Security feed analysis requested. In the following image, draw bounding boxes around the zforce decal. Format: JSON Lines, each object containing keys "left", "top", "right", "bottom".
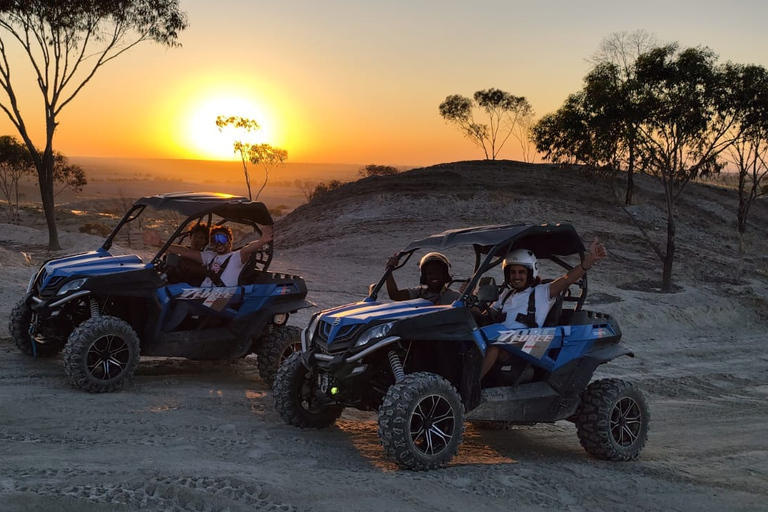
{"left": 179, "top": 287, "right": 238, "bottom": 311}
{"left": 494, "top": 327, "right": 556, "bottom": 359}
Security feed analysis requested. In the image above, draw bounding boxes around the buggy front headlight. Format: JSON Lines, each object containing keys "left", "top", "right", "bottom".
{"left": 305, "top": 314, "right": 320, "bottom": 346}
{"left": 56, "top": 278, "right": 88, "bottom": 295}
{"left": 26, "top": 273, "right": 36, "bottom": 293}
{"left": 354, "top": 321, "right": 395, "bottom": 348}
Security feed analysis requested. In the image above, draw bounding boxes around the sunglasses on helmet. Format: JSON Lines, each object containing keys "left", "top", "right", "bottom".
{"left": 212, "top": 233, "right": 230, "bottom": 245}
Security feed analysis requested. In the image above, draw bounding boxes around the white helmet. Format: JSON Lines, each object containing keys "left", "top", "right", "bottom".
{"left": 503, "top": 249, "right": 538, "bottom": 284}
{"left": 418, "top": 252, "right": 452, "bottom": 285}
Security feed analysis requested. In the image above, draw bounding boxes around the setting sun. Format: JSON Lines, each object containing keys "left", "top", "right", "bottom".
{"left": 171, "top": 83, "right": 282, "bottom": 161}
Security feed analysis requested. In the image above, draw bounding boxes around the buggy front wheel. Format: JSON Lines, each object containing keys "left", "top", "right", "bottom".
{"left": 9, "top": 298, "right": 65, "bottom": 358}
{"left": 256, "top": 324, "right": 302, "bottom": 387}
{"left": 378, "top": 372, "right": 465, "bottom": 471}
{"left": 273, "top": 352, "right": 343, "bottom": 428}
{"left": 575, "top": 378, "right": 650, "bottom": 461}
{"left": 63, "top": 316, "right": 140, "bottom": 393}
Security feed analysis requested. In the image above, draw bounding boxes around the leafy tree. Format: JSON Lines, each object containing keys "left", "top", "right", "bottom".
{"left": 439, "top": 88, "right": 533, "bottom": 160}
{"left": 533, "top": 65, "right": 626, "bottom": 177}
{"left": 51, "top": 152, "right": 87, "bottom": 197}
{"left": 0, "top": 0, "right": 187, "bottom": 249}
{"left": 632, "top": 45, "right": 742, "bottom": 291}
{"left": 0, "top": 134, "right": 33, "bottom": 223}
{"left": 722, "top": 63, "right": 768, "bottom": 281}
{"left": 587, "top": 30, "right": 660, "bottom": 204}
{"left": 535, "top": 44, "right": 745, "bottom": 292}
{"left": 358, "top": 164, "right": 399, "bottom": 178}
{"left": 216, "top": 116, "right": 288, "bottom": 201}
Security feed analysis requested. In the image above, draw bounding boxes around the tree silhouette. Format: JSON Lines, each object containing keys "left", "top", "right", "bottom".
{"left": 535, "top": 44, "right": 748, "bottom": 292}
{"left": 0, "top": 0, "right": 187, "bottom": 249}
{"left": 439, "top": 88, "right": 533, "bottom": 160}
{"left": 0, "top": 134, "right": 33, "bottom": 223}
{"left": 722, "top": 63, "right": 768, "bottom": 282}
{"left": 216, "top": 115, "right": 287, "bottom": 201}
{"left": 587, "top": 30, "right": 660, "bottom": 204}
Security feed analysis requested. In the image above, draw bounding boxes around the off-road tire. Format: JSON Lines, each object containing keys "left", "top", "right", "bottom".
{"left": 256, "top": 325, "right": 302, "bottom": 387}
{"left": 9, "top": 298, "right": 65, "bottom": 358}
{"left": 378, "top": 372, "right": 465, "bottom": 471}
{"left": 63, "top": 316, "right": 141, "bottom": 393}
{"left": 273, "top": 352, "right": 343, "bottom": 428}
{"left": 575, "top": 378, "right": 650, "bottom": 461}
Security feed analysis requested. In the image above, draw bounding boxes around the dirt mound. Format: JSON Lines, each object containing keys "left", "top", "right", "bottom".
{"left": 276, "top": 160, "right": 768, "bottom": 289}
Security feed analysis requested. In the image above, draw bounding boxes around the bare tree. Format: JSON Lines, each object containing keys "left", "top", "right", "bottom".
{"left": 0, "top": 0, "right": 187, "bottom": 249}
{"left": 588, "top": 30, "right": 659, "bottom": 73}
{"left": 439, "top": 88, "right": 533, "bottom": 160}
{"left": 512, "top": 113, "right": 536, "bottom": 163}
{"left": 249, "top": 144, "right": 287, "bottom": 201}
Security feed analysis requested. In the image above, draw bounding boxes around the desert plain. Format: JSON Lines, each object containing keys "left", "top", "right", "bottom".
{"left": 0, "top": 160, "right": 766, "bottom": 511}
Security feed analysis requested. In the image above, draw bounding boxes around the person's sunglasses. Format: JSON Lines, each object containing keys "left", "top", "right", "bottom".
{"left": 212, "top": 233, "right": 230, "bottom": 245}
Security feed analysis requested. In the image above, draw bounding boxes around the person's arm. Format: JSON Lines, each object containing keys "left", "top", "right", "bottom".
{"left": 385, "top": 254, "right": 411, "bottom": 301}
{"left": 143, "top": 230, "right": 203, "bottom": 264}
{"left": 239, "top": 224, "right": 274, "bottom": 263}
{"left": 548, "top": 237, "right": 607, "bottom": 298}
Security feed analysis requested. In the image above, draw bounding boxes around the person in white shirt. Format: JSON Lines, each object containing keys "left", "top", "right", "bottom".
{"left": 144, "top": 224, "right": 273, "bottom": 287}
{"left": 480, "top": 238, "right": 607, "bottom": 379}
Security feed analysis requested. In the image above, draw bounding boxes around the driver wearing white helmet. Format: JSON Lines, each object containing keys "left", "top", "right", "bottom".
{"left": 480, "top": 237, "right": 607, "bottom": 379}
{"left": 386, "top": 252, "right": 460, "bottom": 306}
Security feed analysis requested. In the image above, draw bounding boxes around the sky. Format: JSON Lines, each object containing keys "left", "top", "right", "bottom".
{"left": 1, "top": 0, "right": 768, "bottom": 167}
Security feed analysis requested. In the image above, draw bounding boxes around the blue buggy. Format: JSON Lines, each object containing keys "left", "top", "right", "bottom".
{"left": 9, "top": 193, "right": 311, "bottom": 392}
{"left": 274, "top": 223, "right": 649, "bottom": 470}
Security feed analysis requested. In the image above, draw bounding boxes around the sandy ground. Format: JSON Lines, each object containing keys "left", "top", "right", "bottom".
{"left": 1, "top": 164, "right": 767, "bottom": 511}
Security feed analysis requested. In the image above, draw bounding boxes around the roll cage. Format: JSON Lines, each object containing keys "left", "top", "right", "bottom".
{"left": 368, "top": 223, "right": 589, "bottom": 310}
{"left": 100, "top": 192, "right": 275, "bottom": 272}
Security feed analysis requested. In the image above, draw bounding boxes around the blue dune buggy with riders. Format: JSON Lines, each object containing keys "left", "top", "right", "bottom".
{"left": 274, "top": 223, "right": 649, "bottom": 470}
{"left": 9, "top": 192, "right": 311, "bottom": 392}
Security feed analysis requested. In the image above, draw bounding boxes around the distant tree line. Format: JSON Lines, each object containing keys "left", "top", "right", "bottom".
{"left": 531, "top": 31, "right": 768, "bottom": 290}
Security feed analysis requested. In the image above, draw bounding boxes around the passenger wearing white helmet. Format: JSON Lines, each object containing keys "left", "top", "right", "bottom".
{"left": 480, "top": 237, "right": 607, "bottom": 378}
{"left": 386, "top": 252, "right": 461, "bottom": 306}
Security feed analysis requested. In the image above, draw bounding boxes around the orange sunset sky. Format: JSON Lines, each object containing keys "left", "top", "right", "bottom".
{"left": 2, "top": 0, "right": 768, "bottom": 167}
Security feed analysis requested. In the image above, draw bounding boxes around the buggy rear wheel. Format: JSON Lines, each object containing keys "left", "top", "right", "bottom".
{"left": 575, "top": 378, "right": 650, "bottom": 461}
{"left": 378, "top": 372, "right": 465, "bottom": 471}
{"left": 9, "top": 298, "right": 65, "bottom": 358}
{"left": 273, "top": 352, "right": 343, "bottom": 428}
{"left": 256, "top": 324, "right": 302, "bottom": 387}
{"left": 63, "top": 316, "right": 140, "bottom": 393}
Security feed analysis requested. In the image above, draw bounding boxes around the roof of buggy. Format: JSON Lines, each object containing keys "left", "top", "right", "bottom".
{"left": 134, "top": 192, "right": 273, "bottom": 225}
{"left": 402, "top": 223, "right": 585, "bottom": 258}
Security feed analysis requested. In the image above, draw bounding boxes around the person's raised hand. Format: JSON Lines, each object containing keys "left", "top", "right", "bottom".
{"left": 584, "top": 237, "right": 607, "bottom": 269}
{"left": 259, "top": 224, "right": 274, "bottom": 244}
{"left": 386, "top": 253, "right": 399, "bottom": 269}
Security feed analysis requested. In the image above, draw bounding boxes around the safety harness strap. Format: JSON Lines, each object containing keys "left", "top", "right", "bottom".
{"left": 206, "top": 254, "right": 232, "bottom": 287}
